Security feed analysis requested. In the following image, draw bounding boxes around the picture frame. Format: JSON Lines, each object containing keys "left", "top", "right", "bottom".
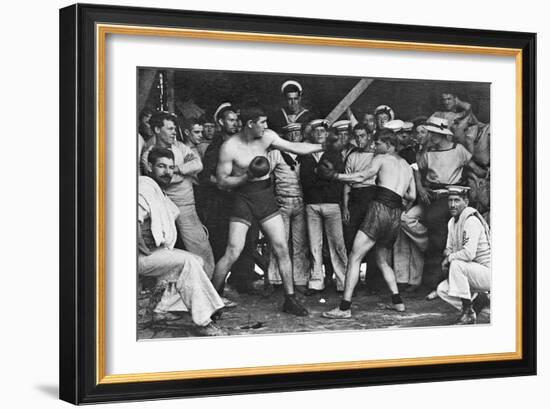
{"left": 59, "top": 3, "right": 536, "bottom": 404}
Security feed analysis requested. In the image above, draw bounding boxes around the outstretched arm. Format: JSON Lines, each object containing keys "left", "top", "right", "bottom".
{"left": 271, "top": 132, "right": 324, "bottom": 155}
{"left": 336, "top": 155, "right": 382, "bottom": 184}
{"left": 216, "top": 143, "right": 248, "bottom": 189}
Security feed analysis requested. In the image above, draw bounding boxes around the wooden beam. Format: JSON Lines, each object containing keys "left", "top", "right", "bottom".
{"left": 325, "top": 78, "right": 374, "bottom": 125}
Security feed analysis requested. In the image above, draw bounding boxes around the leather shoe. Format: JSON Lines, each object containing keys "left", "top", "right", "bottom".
{"left": 197, "top": 322, "right": 229, "bottom": 336}
{"left": 322, "top": 307, "right": 352, "bottom": 319}
{"left": 282, "top": 296, "right": 309, "bottom": 316}
{"left": 455, "top": 309, "right": 477, "bottom": 325}
{"left": 304, "top": 288, "right": 324, "bottom": 296}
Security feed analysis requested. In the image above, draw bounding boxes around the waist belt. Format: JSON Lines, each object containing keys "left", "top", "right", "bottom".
{"left": 374, "top": 186, "right": 403, "bottom": 209}
{"left": 426, "top": 181, "right": 463, "bottom": 190}
{"left": 235, "top": 178, "right": 272, "bottom": 194}
{"left": 350, "top": 185, "right": 377, "bottom": 201}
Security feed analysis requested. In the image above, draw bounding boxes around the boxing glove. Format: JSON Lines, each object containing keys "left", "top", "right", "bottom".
{"left": 317, "top": 158, "right": 338, "bottom": 181}
{"left": 248, "top": 156, "right": 270, "bottom": 178}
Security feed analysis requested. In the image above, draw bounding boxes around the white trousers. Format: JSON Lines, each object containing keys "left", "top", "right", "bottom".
{"left": 138, "top": 248, "right": 224, "bottom": 326}
{"left": 394, "top": 205, "right": 428, "bottom": 286}
{"left": 437, "top": 259, "right": 491, "bottom": 310}
{"left": 306, "top": 203, "right": 348, "bottom": 291}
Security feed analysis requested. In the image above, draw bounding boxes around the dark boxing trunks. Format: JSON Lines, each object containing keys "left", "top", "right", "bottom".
{"left": 230, "top": 179, "right": 280, "bottom": 226}
{"left": 359, "top": 186, "right": 403, "bottom": 248}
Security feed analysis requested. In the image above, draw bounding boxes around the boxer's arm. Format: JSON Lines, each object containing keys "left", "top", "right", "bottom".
{"left": 216, "top": 143, "right": 248, "bottom": 189}
{"left": 271, "top": 132, "right": 323, "bottom": 155}
{"left": 336, "top": 156, "right": 382, "bottom": 183}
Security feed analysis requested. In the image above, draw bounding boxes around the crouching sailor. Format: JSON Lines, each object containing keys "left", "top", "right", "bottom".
{"left": 437, "top": 186, "right": 491, "bottom": 325}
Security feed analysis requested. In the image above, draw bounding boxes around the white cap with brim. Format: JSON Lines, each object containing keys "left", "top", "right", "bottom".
{"left": 281, "top": 80, "right": 303, "bottom": 95}
{"left": 308, "top": 119, "right": 329, "bottom": 129}
{"left": 282, "top": 122, "right": 302, "bottom": 132}
{"left": 214, "top": 102, "right": 233, "bottom": 124}
{"left": 331, "top": 119, "right": 351, "bottom": 131}
{"left": 374, "top": 105, "right": 395, "bottom": 120}
{"left": 446, "top": 185, "right": 471, "bottom": 196}
{"left": 423, "top": 116, "right": 454, "bottom": 136}
{"left": 383, "top": 119, "right": 404, "bottom": 132}
{"left": 402, "top": 121, "right": 414, "bottom": 131}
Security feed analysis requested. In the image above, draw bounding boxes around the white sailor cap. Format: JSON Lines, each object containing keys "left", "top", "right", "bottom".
{"left": 308, "top": 119, "right": 329, "bottom": 129}
{"left": 402, "top": 121, "right": 414, "bottom": 132}
{"left": 383, "top": 119, "right": 404, "bottom": 132}
{"left": 331, "top": 119, "right": 352, "bottom": 131}
{"left": 213, "top": 102, "right": 234, "bottom": 124}
{"left": 282, "top": 122, "right": 302, "bottom": 132}
{"left": 281, "top": 80, "right": 303, "bottom": 95}
{"left": 374, "top": 105, "right": 395, "bottom": 120}
{"left": 446, "top": 185, "right": 471, "bottom": 197}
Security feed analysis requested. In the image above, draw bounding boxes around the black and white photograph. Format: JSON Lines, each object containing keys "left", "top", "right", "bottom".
{"left": 136, "top": 67, "right": 491, "bottom": 339}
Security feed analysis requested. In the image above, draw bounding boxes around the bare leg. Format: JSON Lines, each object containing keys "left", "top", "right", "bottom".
{"left": 342, "top": 231, "right": 376, "bottom": 301}
{"left": 375, "top": 245, "right": 399, "bottom": 295}
{"left": 211, "top": 221, "right": 249, "bottom": 292}
{"left": 261, "top": 214, "right": 294, "bottom": 295}
{"left": 376, "top": 244, "right": 405, "bottom": 311}
{"left": 323, "top": 231, "right": 376, "bottom": 319}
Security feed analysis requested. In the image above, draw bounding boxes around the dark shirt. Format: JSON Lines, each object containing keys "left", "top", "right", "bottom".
{"left": 197, "top": 133, "right": 231, "bottom": 199}
{"left": 398, "top": 147, "right": 417, "bottom": 165}
{"left": 270, "top": 107, "right": 317, "bottom": 135}
{"left": 299, "top": 151, "right": 343, "bottom": 205}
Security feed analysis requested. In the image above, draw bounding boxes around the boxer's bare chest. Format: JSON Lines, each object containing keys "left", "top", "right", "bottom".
{"left": 230, "top": 138, "right": 270, "bottom": 172}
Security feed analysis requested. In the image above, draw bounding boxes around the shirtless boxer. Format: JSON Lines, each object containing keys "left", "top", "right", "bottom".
{"left": 321, "top": 129, "right": 417, "bottom": 318}
{"left": 211, "top": 105, "right": 324, "bottom": 316}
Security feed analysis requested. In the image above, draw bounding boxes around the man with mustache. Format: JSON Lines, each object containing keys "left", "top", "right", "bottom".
{"left": 436, "top": 186, "right": 491, "bottom": 325}
{"left": 138, "top": 147, "right": 227, "bottom": 336}
{"left": 141, "top": 111, "right": 215, "bottom": 278}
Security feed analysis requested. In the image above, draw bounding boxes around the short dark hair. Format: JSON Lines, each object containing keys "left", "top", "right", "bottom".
{"left": 149, "top": 111, "right": 177, "bottom": 132}
{"left": 353, "top": 124, "right": 368, "bottom": 133}
{"left": 182, "top": 117, "right": 201, "bottom": 131}
{"left": 221, "top": 107, "right": 236, "bottom": 121}
{"left": 148, "top": 147, "right": 174, "bottom": 166}
{"left": 239, "top": 105, "right": 266, "bottom": 125}
{"left": 198, "top": 114, "right": 215, "bottom": 125}
{"left": 375, "top": 107, "right": 393, "bottom": 118}
{"left": 376, "top": 129, "right": 397, "bottom": 147}
{"left": 283, "top": 84, "right": 301, "bottom": 95}
{"left": 441, "top": 87, "right": 459, "bottom": 98}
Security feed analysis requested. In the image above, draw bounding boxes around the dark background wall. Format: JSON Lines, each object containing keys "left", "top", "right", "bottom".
{"left": 138, "top": 67, "right": 490, "bottom": 123}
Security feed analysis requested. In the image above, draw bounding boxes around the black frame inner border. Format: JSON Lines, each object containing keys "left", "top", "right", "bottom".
{"left": 59, "top": 3, "right": 536, "bottom": 404}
